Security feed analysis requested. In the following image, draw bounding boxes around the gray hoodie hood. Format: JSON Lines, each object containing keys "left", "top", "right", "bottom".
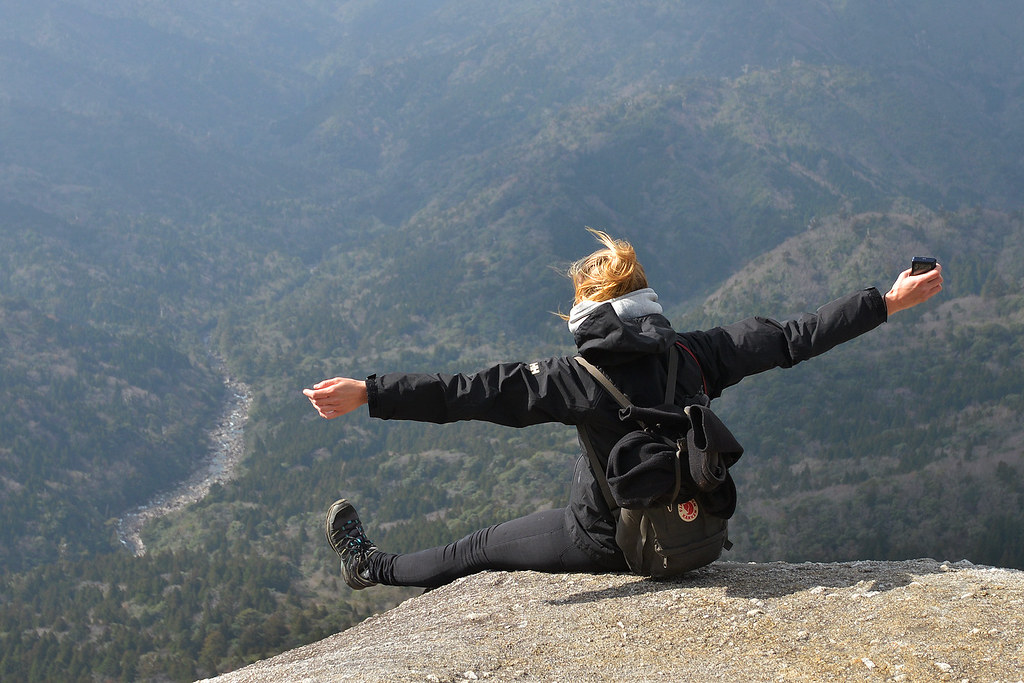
{"left": 569, "top": 288, "right": 677, "bottom": 367}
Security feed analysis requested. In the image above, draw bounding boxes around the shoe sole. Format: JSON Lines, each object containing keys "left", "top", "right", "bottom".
{"left": 325, "top": 498, "right": 356, "bottom": 557}
{"left": 324, "top": 498, "right": 378, "bottom": 590}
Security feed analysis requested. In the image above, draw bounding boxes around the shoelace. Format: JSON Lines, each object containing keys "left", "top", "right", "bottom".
{"left": 336, "top": 518, "right": 371, "bottom": 553}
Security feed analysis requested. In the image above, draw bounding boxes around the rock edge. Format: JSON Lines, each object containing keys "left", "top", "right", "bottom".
{"left": 205, "top": 559, "right": 1024, "bottom": 682}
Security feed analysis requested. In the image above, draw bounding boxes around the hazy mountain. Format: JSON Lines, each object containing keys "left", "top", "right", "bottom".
{"left": 1, "top": 1, "right": 1023, "bottom": 679}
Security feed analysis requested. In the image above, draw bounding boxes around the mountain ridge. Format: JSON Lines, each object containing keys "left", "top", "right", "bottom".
{"left": 3, "top": 1, "right": 1024, "bottom": 678}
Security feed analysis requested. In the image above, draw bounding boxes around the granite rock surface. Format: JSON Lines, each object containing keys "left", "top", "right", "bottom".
{"left": 204, "top": 559, "right": 1024, "bottom": 682}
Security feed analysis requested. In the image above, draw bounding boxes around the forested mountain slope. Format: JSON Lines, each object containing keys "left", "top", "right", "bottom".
{"left": 686, "top": 208, "right": 1024, "bottom": 568}
{"left": 1, "top": 1, "right": 1023, "bottom": 680}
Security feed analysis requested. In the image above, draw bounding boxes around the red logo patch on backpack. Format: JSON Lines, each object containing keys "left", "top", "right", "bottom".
{"left": 677, "top": 499, "right": 699, "bottom": 522}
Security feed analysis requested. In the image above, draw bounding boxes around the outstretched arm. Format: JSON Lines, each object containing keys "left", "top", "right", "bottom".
{"left": 681, "top": 262, "right": 945, "bottom": 397}
{"left": 884, "top": 263, "right": 943, "bottom": 316}
{"left": 303, "top": 377, "right": 368, "bottom": 419}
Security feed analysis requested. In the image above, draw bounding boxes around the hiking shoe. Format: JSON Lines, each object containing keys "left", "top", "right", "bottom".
{"left": 325, "top": 499, "right": 378, "bottom": 590}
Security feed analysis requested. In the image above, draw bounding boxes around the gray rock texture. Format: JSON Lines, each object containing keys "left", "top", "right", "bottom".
{"left": 204, "top": 559, "right": 1024, "bottom": 682}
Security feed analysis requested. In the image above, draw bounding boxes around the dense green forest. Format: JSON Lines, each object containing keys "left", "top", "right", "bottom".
{"left": 1, "top": 1, "right": 1023, "bottom": 679}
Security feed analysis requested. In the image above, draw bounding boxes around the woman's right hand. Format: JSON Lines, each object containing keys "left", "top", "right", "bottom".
{"left": 884, "top": 263, "right": 943, "bottom": 316}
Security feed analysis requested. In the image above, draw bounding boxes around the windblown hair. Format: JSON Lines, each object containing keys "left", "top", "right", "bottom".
{"left": 567, "top": 228, "right": 648, "bottom": 307}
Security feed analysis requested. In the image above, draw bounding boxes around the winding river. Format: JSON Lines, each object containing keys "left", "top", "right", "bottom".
{"left": 116, "top": 367, "right": 252, "bottom": 557}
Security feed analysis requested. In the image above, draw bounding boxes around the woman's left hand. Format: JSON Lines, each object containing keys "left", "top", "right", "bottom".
{"left": 303, "top": 377, "right": 368, "bottom": 419}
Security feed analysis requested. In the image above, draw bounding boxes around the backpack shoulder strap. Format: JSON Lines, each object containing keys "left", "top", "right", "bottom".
{"left": 577, "top": 422, "right": 618, "bottom": 513}
{"left": 573, "top": 355, "right": 630, "bottom": 513}
{"left": 663, "top": 344, "right": 680, "bottom": 405}
{"left": 675, "top": 341, "right": 708, "bottom": 398}
{"left": 575, "top": 345, "right": 681, "bottom": 411}
{"left": 573, "top": 347, "right": 683, "bottom": 513}
{"left": 574, "top": 355, "right": 634, "bottom": 410}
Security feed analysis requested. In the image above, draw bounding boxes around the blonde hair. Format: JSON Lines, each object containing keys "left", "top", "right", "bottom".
{"left": 566, "top": 228, "right": 648, "bottom": 308}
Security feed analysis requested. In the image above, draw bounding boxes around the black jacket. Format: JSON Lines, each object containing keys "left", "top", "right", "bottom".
{"left": 367, "top": 287, "right": 888, "bottom": 564}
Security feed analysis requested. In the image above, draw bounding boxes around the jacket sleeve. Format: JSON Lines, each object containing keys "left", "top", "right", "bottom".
{"left": 366, "top": 356, "right": 600, "bottom": 427}
{"left": 680, "top": 287, "right": 888, "bottom": 398}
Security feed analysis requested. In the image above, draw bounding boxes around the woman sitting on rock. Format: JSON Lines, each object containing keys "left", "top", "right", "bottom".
{"left": 303, "top": 229, "right": 943, "bottom": 589}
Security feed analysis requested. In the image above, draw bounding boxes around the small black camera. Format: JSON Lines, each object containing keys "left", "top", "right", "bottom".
{"left": 910, "top": 256, "right": 937, "bottom": 276}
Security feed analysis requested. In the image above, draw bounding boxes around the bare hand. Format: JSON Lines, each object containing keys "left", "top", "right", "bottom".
{"left": 303, "top": 377, "right": 368, "bottom": 419}
{"left": 884, "top": 264, "right": 943, "bottom": 316}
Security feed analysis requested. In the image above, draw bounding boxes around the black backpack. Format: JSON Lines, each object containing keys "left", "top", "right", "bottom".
{"left": 575, "top": 344, "right": 744, "bottom": 577}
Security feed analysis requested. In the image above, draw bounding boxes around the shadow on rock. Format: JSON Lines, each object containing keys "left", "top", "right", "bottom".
{"left": 546, "top": 558, "right": 952, "bottom": 605}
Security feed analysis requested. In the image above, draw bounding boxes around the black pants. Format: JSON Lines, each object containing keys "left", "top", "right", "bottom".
{"left": 364, "top": 508, "right": 626, "bottom": 588}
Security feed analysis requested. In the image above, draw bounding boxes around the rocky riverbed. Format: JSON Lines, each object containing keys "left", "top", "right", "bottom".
{"left": 116, "top": 370, "right": 251, "bottom": 556}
